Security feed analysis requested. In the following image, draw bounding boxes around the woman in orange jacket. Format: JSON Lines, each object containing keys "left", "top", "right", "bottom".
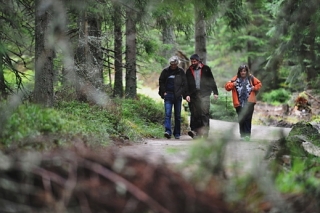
{"left": 225, "top": 65, "right": 262, "bottom": 141}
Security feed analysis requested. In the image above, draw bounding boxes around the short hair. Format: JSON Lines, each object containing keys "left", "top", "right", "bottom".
{"left": 169, "top": 56, "right": 180, "bottom": 65}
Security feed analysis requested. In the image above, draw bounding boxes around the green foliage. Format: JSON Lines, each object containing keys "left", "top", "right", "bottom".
{"left": 310, "top": 115, "right": 320, "bottom": 123}
{"left": 0, "top": 94, "right": 170, "bottom": 148}
{"left": 266, "top": 0, "right": 320, "bottom": 91}
{"left": 151, "top": 1, "right": 193, "bottom": 38}
{"left": 4, "top": 69, "right": 34, "bottom": 89}
{"left": 57, "top": 95, "right": 167, "bottom": 140}
{"left": 223, "top": 0, "right": 250, "bottom": 30}
{"left": 1, "top": 0, "right": 34, "bottom": 92}
{"left": 276, "top": 158, "right": 320, "bottom": 194}
{"left": 119, "top": 95, "right": 165, "bottom": 139}
{"left": 138, "top": 30, "right": 161, "bottom": 57}
{"left": 55, "top": 101, "right": 116, "bottom": 138}
{"left": 307, "top": 73, "right": 320, "bottom": 93}
{"left": 210, "top": 90, "right": 237, "bottom": 121}
{"left": 261, "top": 88, "right": 291, "bottom": 105}
{"left": 1, "top": 104, "right": 67, "bottom": 145}
{"left": 143, "top": 39, "right": 159, "bottom": 55}
{"left": 274, "top": 122, "right": 320, "bottom": 195}
{"left": 122, "top": 94, "right": 164, "bottom": 123}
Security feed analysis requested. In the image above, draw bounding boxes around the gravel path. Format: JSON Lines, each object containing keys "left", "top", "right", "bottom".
{"left": 116, "top": 119, "right": 291, "bottom": 176}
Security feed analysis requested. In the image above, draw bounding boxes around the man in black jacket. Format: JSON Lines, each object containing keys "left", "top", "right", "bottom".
{"left": 185, "top": 54, "right": 219, "bottom": 139}
{"left": 158, "top": 56, "right": 188, "bottom": 139}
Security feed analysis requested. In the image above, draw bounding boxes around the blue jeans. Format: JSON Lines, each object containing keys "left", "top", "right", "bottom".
{"left": 164, "top": 93, "right": 182, "bottom": 137}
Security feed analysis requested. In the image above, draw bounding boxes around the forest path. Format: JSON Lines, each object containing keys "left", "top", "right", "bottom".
{"left": 115, "top": 119, "right": 291, "bottom": 176}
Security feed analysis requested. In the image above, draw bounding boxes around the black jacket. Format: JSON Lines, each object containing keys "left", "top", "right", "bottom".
{"left": 186, "top": 63, "right": 218, "bottom": 97}
{"left": 158, "top": 67, "right": 188, "bottom": 99}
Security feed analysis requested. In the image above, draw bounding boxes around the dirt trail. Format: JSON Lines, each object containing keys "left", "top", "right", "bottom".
{"left": 116, "top": 119, "right": 291, "bottom": 176}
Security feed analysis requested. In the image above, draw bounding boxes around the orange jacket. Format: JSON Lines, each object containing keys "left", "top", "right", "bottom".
{"left": 225, "top": 75, "right": 262, "bottom": 108}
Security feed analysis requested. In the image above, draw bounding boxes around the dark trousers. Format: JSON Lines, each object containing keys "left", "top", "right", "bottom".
{"left": 188, "top": 94, "right": 210, "bottom": 137}
{"left": 235, "top": 103, "right": 255, "bottom": 138}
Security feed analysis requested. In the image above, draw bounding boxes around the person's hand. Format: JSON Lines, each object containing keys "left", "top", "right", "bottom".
{"left": 186, "top": 96, "right": 190, "bottom": 102}
{"left": 233, "top": 82, "right": 237, "bottom": 86}
{"left": 211, "top": 94, "right": 218, "bottom": 104}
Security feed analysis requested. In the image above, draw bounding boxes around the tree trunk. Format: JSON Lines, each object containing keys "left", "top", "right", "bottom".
{"left": 0, "top": 43, "right": 8, "bottom": 100}
{"left": 194, "top": 8, "right": 207, "bottom": 64}
{"left": 113, "top": 3, "right": 123, "bottom": 98}
{"left": 34, "top": 0, "right": 54, "bottom": 107}
{"left": 0, "top": 58, "right": 7, "bottom": 100}
{"left": 125, "top": 6, "right": 137, "bottom": 99}
{"left": 74, "top": 8, "right": 104, "bottom": 102}
{"left": 74, "top": 9, "right": 88, "bottom": 101}
{"left": 162, "top": 24, "right": 176, "bottom": 62}
{"left": 88, "top": 16, "right": 103, "bottom": 89}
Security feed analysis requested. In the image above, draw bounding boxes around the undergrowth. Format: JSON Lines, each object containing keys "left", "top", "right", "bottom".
{"left": 0, "top": 94, "right": 182, "bottom": 149}
{"left": 210, "top": 90, "right": 237, "bottom": 121}
{"left": 261, "top": 88, "right": 291, "bottom": 105}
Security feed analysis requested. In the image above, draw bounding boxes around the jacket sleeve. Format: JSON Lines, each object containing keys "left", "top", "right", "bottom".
{"left": 252, "top": 76, "right": 262, "bottom": 92}
{"left": 225, "top": 76, "right": 237, "bottom": 91}
{"left": 185, "top": 68, "right": 195, "bottom": 97}
{"left": 206, "top": 66, "right": 219, "bottom": 95}
{"left": 180, "top": 69, "right": 188, "bottom": 99}
{"left": 158, "top": 69, "right": 166, "bottom": 98}
{"left": 211, "top": 76, "right": 219, "bottom": 95}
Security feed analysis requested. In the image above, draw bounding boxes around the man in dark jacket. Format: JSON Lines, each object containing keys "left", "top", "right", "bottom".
{"left": 185, "top": 54, "right": 219, "bottom": 139}
{"left": 158, "top": 56, "right": 188, "bottom": 139}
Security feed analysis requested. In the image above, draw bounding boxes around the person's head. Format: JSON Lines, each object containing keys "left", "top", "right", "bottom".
{"left": 190, "top": 54, "right": 200, "bottom": 69}
{"left": 237, "top": 64, "right": 250, "bottom": 78}
{"left": 169, "top": 56, "right": 179, "bottom": 69}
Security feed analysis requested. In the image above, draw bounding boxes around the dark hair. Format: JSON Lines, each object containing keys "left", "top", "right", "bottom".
{"left": 190, "top": 54, "right": 200, "bottom": 61}
{"left": 237, "top": 64, "right": 250, "bottom": 77}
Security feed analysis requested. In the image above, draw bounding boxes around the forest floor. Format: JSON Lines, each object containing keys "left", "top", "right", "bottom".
{"left": 2, "top": 93, "right": 319, "bottom": 212}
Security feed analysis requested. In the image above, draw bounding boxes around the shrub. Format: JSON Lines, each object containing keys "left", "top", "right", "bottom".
{"left": 1, "top": 104, "right": 67, "bottom": 145}
{"left": 276, "top": 158, "right": 320, "bottom": 194}
{"left": 122, "top": 94, "right": 164, "bottom": 124}
{"left": 261, "top": 88, "right": 291, "bottom": 105}
{"left": 210, "top": 91, "right": 237, "bottom": 121}
{"left": 56, "top": 101, "right": 115, "bottom": 137}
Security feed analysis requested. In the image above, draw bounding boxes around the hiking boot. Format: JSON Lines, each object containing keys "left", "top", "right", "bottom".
{"left": 188, "top": 131, "right": 197, "bottom": 139}
{"left": 164, "top": 132, "right": 171, "bottom": 139}
{"left": 174, "top": 135, "right": 180, "bottom": 139}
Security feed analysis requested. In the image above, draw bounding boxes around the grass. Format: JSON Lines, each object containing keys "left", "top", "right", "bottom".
{"left": 0, "top": 94, "right": 186, "bottom": 150}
